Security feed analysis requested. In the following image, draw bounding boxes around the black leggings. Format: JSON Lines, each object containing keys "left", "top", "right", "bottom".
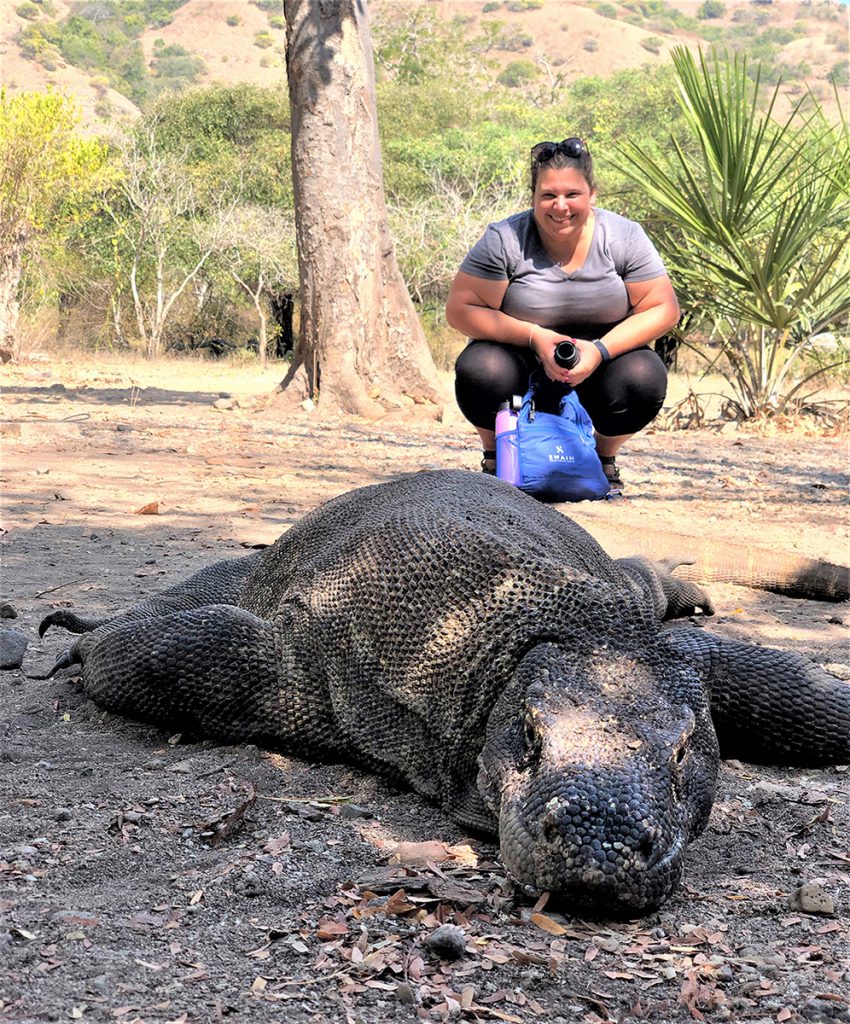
{"left": 454, "top": 340, "right": 668, "bottom": 437}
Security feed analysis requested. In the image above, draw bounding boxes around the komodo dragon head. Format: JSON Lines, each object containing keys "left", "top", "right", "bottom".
{"left": 476, "top": 642, "right": 719, "bottom": 914}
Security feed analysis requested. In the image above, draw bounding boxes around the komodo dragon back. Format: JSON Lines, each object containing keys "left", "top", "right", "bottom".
{"left": 37, "top": 470, "right": 850, "bottom": 915}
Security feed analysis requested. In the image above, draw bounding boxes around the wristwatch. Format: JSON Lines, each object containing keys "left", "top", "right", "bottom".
{"left": 592, "top": 339, "right": 611, "bottom": 363}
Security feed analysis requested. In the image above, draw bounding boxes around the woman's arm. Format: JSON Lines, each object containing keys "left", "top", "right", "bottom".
{"left": 445, "top": 272, "right": 536, "bottom": 348}
{"left": 600, "top": 276, "right": 680, "bottom": 357}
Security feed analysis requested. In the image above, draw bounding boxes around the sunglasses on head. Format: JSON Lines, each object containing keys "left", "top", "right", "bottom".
{"left": 531, "top": 137, "right": 589, "bottom": 162}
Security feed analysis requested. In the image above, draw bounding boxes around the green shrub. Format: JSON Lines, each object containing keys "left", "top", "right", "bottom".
{"left": 254, "top": 32, "right": 273, "bottom": 49}
{"left": 153, "top": 52, "right": 204, "bottom": 81}
{"left": 583, "top": 37, "right": 599, "bottom": 52}
{"left": 497, "top": 59, "right": 538, "bottom": 87}
{"left": 697, "top": 0, "right": 725, "bottom": 18}
{"left": 226, "top": 14, "right": 240, "bottom": 26}
{"left": 596, "top": 2, "right": 618, "bottom": 18}
{"left": 268, "top": 15, "right": 285, "bottom": 29}
{"left": 831, "top": 58, "right": 849, "bottom": 85}
{"left": 16, "top": 2, "right": 41, "bottom": 19}
{"left": 482, "top": 1, "right": 501, "bottom": 10}
{"left": 641, "top": 35, "right": 664, "bottom": 54}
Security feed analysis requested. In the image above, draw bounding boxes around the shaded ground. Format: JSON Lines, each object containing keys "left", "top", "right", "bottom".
{"left": 1, "top": 354, "right": 849, "bottom": 1024}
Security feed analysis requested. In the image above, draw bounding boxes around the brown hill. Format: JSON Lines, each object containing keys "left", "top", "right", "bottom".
{"left": 0, "top": 0, "right": 847, "bottom": 129}
{"left": 0, "top": 0, "right": 138, "bottom": 129}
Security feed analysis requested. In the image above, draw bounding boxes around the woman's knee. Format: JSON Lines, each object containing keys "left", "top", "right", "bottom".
{"left": 454, "top": 341, "right": 532, "bottom": 429}
{"left": 579, "top": 347, "right": 667, "bottom": 435}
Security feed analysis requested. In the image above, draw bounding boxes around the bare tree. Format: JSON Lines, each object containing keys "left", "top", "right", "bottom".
{"left": 219, "top": 205, "right": 298, "bottom": 365}
{"left": 282, "top": 0, "right": 443, "bottom": 419}
{"left": 106, "top": 118, "right": 240, "bottom": 358}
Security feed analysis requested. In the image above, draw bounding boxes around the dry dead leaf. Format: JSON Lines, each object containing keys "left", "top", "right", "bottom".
{"left": 530, "top": 913, "right": 568, "bottom": 936}
{"left": 384, "top": 889, "right": 418, "bottom": 915}
{"left": 134, "top": 501, "right": 160, "bottom": 515}
{"left": 316, "top": 918, "right": 348, "bottom": 941}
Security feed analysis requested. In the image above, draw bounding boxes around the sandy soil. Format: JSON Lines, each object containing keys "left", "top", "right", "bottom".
{"left": 1, "top": 353, "right": 848, "bottom": 1024}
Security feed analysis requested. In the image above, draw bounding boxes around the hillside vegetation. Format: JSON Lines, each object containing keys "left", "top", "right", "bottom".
{"left": 1, "top": 0, "right": 848, "bottom": 126}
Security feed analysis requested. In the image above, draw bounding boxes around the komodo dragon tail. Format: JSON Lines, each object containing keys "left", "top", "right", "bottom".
{"left": 584, "top": 527, "right": 849, "bottom": 603}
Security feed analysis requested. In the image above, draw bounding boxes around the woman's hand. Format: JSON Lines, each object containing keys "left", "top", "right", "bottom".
{"left": 532, "top": 330, "right": 603, "bottom": 386}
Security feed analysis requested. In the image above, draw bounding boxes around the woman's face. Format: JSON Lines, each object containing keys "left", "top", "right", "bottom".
{"left": 533, "top": 167, "right": 596, "bottom": 250}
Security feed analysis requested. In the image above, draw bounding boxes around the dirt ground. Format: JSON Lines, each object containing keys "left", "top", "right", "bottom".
{"left": 1, "top": 353, "right": 848, "bottom": 1024}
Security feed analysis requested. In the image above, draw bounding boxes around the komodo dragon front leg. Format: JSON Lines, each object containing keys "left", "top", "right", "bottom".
{"left": 44, "top": 601, "right": 340, "bottom": 756}
{"left": 663, "top": 630, "right": 850, "bottom": 765}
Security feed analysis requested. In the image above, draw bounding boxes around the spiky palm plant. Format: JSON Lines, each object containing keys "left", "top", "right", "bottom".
{"left": 614, "top": 48, "right": 850, "bottom": 419}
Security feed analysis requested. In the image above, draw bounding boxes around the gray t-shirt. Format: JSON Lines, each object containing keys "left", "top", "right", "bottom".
{"left": 459, "top": 207, "right": 667, "bottom": 340}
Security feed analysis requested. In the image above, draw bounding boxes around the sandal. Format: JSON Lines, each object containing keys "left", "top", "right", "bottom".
{"left": 481, "top": 449, "right": 497, "bottom": 475}
{"left": 599, "top": 455, "right": 623, "bottom": 490}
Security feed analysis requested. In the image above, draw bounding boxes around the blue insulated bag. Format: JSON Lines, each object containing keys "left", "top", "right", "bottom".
{"left": 496, "top": 374, "right": 610, "bottom": 502}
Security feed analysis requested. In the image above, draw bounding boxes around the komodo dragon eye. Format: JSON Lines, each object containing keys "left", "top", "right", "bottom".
{"left": 671, "top": 722, "right": 695, "bottom": 767}
{"left": 523, "top": 713, "right": 542, "bottom": 761}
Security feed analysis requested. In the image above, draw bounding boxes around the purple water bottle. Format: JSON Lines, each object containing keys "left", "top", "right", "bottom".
{"left": 495, "top": 395, "right": 523, "bottom": 485}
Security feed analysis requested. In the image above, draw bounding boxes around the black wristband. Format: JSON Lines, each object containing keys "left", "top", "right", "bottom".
{"left": 592, "top": 339, "right": 611, "bottom": 362}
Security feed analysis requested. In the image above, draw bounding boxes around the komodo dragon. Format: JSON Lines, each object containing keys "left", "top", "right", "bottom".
{"left": 39, "top": 470, "right": 850, "bottom": 914}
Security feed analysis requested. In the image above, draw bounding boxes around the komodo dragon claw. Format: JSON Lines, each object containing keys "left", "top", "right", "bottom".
{"left": 28, "top": 647, "right": 81, "bottom": 680}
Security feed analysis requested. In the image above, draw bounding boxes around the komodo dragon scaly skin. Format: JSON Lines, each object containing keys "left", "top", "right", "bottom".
{"left": 39, "top": 471, "right": 850, "bottom": 914}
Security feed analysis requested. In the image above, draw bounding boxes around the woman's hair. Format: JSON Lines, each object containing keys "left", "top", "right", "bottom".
{"left": 530, "top": 137, "right": 595, "bottom": 194}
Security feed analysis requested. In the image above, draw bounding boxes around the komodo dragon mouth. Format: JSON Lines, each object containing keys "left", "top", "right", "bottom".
{"left": 34, "top": 470, "right": 850, "bottom": 914}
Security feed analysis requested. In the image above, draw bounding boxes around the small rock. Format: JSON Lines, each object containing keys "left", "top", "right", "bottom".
{"left": 750, "top": 781, "right": 804, "bottom": 805}
{"left": 788, "top": 883, "right": 835, "bottom": 916}
{"left": 395, "top": 982, "right": 418, "bottom": 1005}
{"left": 339, "top": 803, "right": 373, "bottom": 819}
{"left": 213, "top": 398, "right": 235, "bottom": 410}
{"left": 596, "top": 935, "right": 621, "bottom": 953}
{"left": 425, "top": 924, "right": 466, "bottom": 961}
{"left": 0, "top": 628, "right": 29, "bottom": 669}
{"left": 824, "top": 663, "right": 850, "bottom": 681}
{"left": 801, "top": 997, "right": 846, "bottom": 1022}
{"left": 0, "top": 603, "right": 17, "bottom": 619}
{"left": 169, "top": 760, "right": 193, "bottom": 774}
{"left": 85, "top": 975, "right": 112, "bottom": 996}
{"left": 55, "top": 809, "right": 72, "bottom": 822}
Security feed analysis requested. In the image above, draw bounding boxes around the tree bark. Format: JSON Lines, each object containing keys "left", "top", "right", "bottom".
{"left": 283, "top": 0, "right": 443, "bottom": 419}
{"left": 0, "top": 229, "right": 27, "bottom": 355}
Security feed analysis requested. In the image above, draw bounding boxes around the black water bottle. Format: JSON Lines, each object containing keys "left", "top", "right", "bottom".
{"left": 534, "top": 339, "right": 579, "bottom": 416}
{"left": 554, "top": 339, "right": 580, "bottom": 369}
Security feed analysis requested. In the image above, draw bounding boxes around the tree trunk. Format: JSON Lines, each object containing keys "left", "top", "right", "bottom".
{"left": 282, "top": 0, "right": 443, "bottom": 420}
{"left": 0, "top": 230, "right": 27, "bottom": 355}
